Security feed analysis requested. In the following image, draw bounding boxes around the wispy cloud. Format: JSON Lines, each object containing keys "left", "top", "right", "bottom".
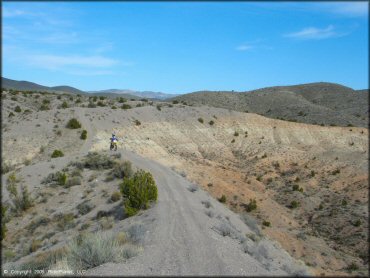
{"left": 26, "top": 54, "right": 119, "bottom": 70}
{"left": 284, "top": 25, "right": 347, "bottom": 40}
{"left": 3, "top": 8, "right": 28, "bottom": 18}
{"left": 236, "top": 39, "right": 272, "bottom": 51}
{"left": 65, "top": 70, "right": 116, "bottom": 76}
{"left": 39, "top": 32, "right": 79, "bottom": 44}
{"left": 236, "top": 44, "right": 254, "bottom": 51}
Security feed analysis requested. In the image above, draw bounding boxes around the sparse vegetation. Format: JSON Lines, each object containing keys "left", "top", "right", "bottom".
{"left": 14, "top": 106, "right": 22, "bottom": 113}
{"left": 198, "top": 118, "right": 204, "bottom": 123}
{"left": 111, "top": 191, "right": 121, "bottom": 202}
{"left": 6, "top": 174, "right": 34, "bottom": 214}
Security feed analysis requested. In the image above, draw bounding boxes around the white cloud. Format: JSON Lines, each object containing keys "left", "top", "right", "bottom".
{"left": 26, "top": 54, "right": 119, "bottom": 70}
{"left": 284, "top": 25, "right": 346, "bottom": 40}
{"left": 322, "top": 2, "right": 368, "bottom": 17}
{"left": 3, "top": 8, "right": 27, "bottom": 18}
{"left": 236, "top": 44, "right": 254, "bottom": 51}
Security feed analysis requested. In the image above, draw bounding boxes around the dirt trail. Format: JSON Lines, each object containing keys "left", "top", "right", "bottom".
{"left": 80, "top": 147, "right": 306, "bottom": 276}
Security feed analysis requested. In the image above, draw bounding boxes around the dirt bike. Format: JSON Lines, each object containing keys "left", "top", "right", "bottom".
{"left": 110, "top": 141, "right": 118, "bottom": 151}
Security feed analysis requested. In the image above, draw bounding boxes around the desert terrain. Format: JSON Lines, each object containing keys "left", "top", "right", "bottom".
{"left": 1, "top": 86, "right": 368, "bottom": 276}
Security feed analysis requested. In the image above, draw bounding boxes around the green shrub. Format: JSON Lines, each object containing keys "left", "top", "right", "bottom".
{"left": 209, "top": 120, "right": 214, "bottom": 125}
{"left": 245, "top": 199, "right": 257, "bottom": 212}
{"left": 41, "top": 171, "right": 67, "bottom": 186}
{"left": 292, "top": 184, "right": 299, "bottom": 191}
{"left": 14, "top": 106, "right": 22, "bottom": 113}
{"left": 8, "top": 112, "right": 15, "bottom": 117}
{"left": 331, "top": 169, "right": 340, "bottom": 175}
{"left": 40, "top": 104, "right": 50, "bottom": 111}
{"left": 80, "top": 130, "right": 87, "bottom": 140}
{"left": 121, "top": 104, "right": 132, "bottom": 110}
{"left": 11, "top": 96, "right": 18, "bottom": 101}
{"left": 111, "top": 106, "right": 117, "bottom": 109}
{"left": 134, "top": 120, "right": 141, "bottom": 126}
{"left": 198, "top": 118, "right": 204, "bottom": 123}
{"left": 353, "top": 219, "right": 361, "bottom": 227}
{"left": 88, "top": 102, "right": 97, "bottom": 108}
{"left": 56, "top": 213, "right": 75, "bottom": 231}
{"left": 262, "top": 220, "right": 271, "bottom": 227}
{"left": 51, "top": 150, "right": 64, "bottom": 158}
{"left": 118, "top": 97, "right": 127, "bottom": 103}
{"left": 6, "top": 179, "right": 34, "bottom": 213}
{"left": 43, "top": 99, "right": 50, "bottom": 104}
{"left": 310, "top": 170, "right": 316, "bottom": 177}
{"left": 66, "top": 118, "right": 81, "bottom": 129}
{"left": 1, "top": 206, "right": 7, "bottom": 240}
{"left": 66, "top": 176, "right": 81, "bottom": 187}
{"left": 156, "top": 105, "right": 161, "bottom": 111}
{"left": 290, "top": 200, "right": 300, "bottom": 209}
{"left": 97, "top": 101, "right": 106, "bottom": 107}
{"left": 172, "top": 100, "right": 179, "bottom": 104}
{"left": 93, "top": 96, "right": 98, "bottom": 102}
{"left": 61, "top": 101, "right": 68, "bottom": 109}
{"left": 120, "top": 170, "right": 158, "bottom": 217}
{"left": 57, "top": 95, "right": 61, "bottom": 100}
{"left": 231, "top": 139, "right": 235, "bottom": 143}
{"left": 99, "top": 96, "right": 105, "bottom": 100}
{"left": 77, "top": 201, "right": 94, "bottom": 215}
{"left": 218, "top": 195, "right": 227, "bottom": 203}
{"left": 234, "top": 131, "right": 239, "bottom": 136}
{"left": 346, "top": 262, "right": 359, "bottom": 272}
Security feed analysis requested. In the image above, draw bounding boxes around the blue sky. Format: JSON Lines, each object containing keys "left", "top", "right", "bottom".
{"left": 2, "top": 1, "right": 369, "bottom": 93}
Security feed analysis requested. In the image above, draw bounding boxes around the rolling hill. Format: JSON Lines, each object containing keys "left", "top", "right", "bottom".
{"left": 171, "top": 82, "right": 369, "bottom": 128}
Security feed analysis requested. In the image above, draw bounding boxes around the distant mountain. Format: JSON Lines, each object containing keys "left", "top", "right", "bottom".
{"left": 170, "top": 82, "right": 369, "bottom": 128}
{"left": 1, "top": 77, "right": 85, "bottom": 95}
{"left": 50, "top": 86, "right": 85, "bottom": 95}
{"left": 88, "top": 89, "right": 180, "bottom": 100}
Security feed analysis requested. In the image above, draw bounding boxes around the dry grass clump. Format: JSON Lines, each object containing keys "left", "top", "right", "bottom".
{"left": 83, "top": 152, "right": 117, "bottom": 170}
